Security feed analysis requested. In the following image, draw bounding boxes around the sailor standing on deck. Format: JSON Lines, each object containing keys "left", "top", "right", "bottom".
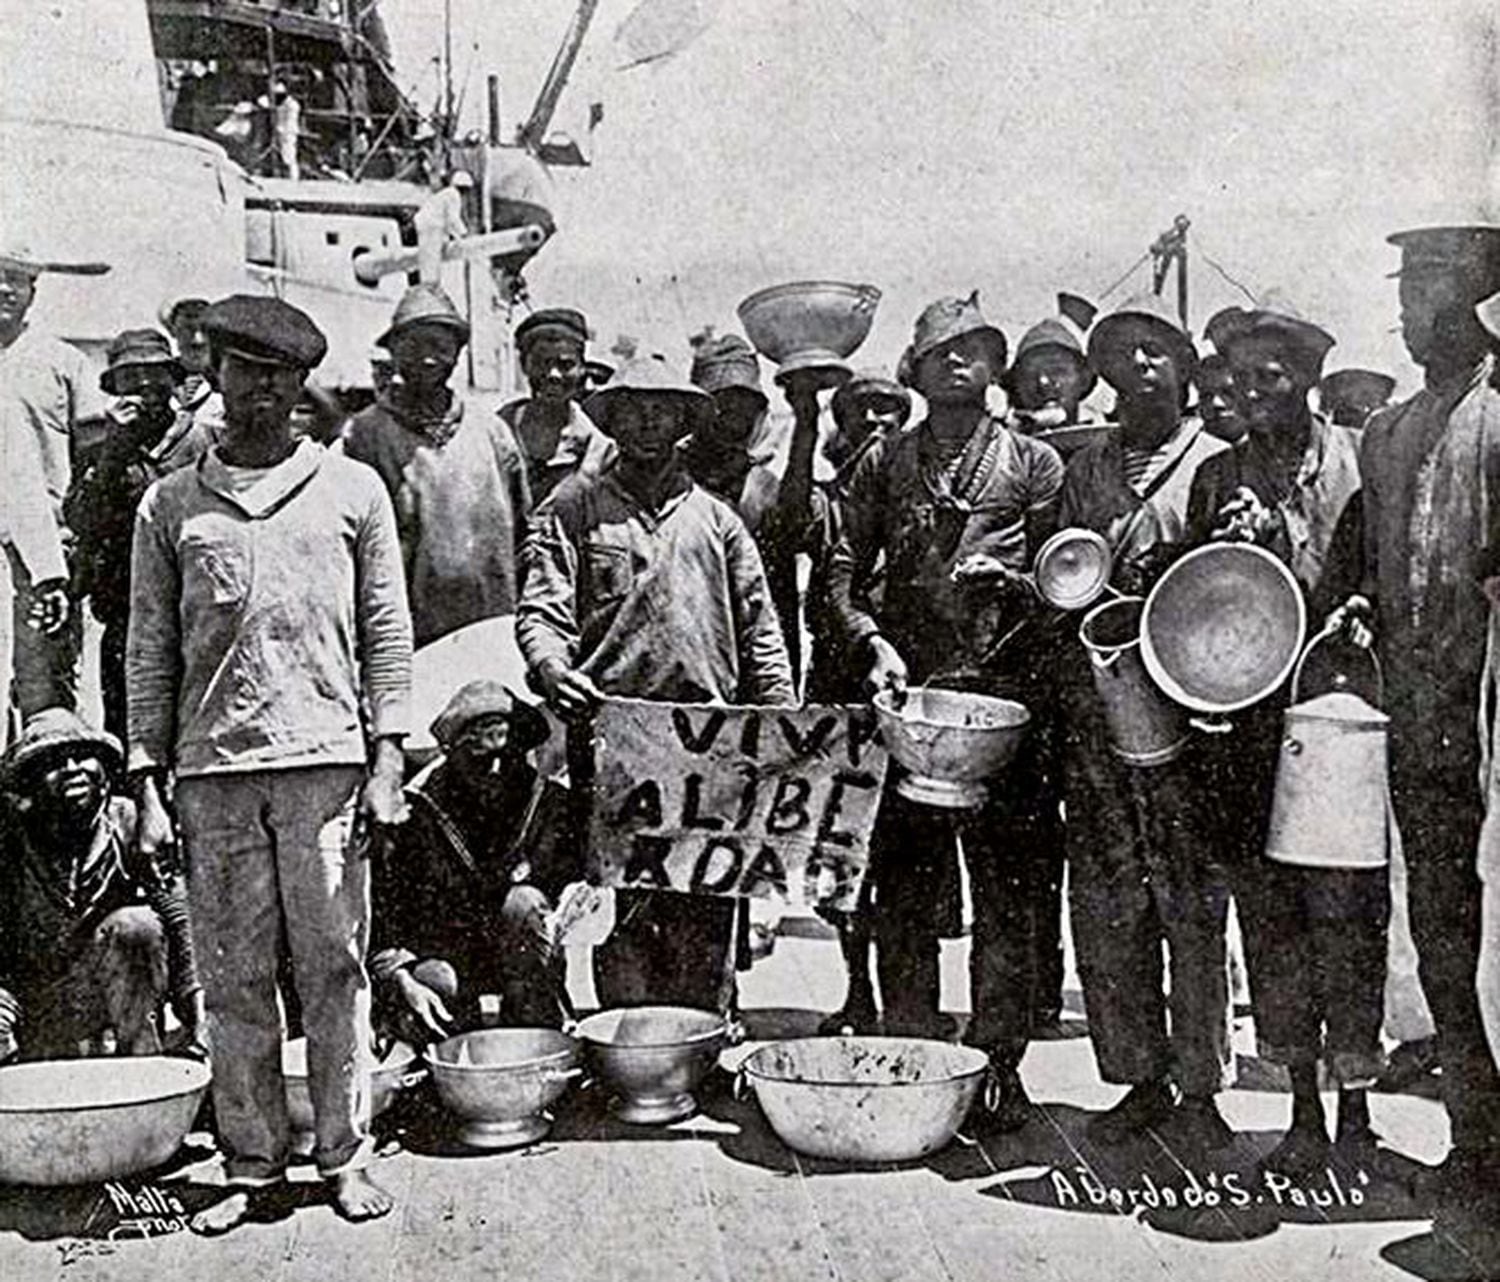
{"left": 1329, "top": 224, "right": 1500, "bottom": 1247}
{"left": 517, "top": 352, "right": 794, "bottom": 1012}
{"left": 1186, "top": 295, "right": 1375, "bottom": 1175}
{"left": 0, "top": 245, "right": 102, "bottom": 716}
{"left": 127, "top": 295, "right": 412, "bottom": 1233}
{"left": 344, "top": 284, "right": 531, "bottom": 648}
{"left": 1056, "top": 293, "right": 1235, "bottom": 1155}
{"left": 500, "top": 308, "right": 614, "bottom": 506}
{"left": 828, "top": 293, "right": 1064, "bottom": 1126}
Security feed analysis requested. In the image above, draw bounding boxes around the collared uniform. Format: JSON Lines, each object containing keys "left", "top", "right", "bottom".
{"left": 369, "top": 759, "right": 577, "bottom": 1034}
{"left": 127, "top": 439, "right": 413, "bottom": 1185}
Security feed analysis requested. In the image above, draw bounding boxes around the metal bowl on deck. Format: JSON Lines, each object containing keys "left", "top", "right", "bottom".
{"left": 425, "top": 1028, "right": 582, "bottom": 1149}
{"left": 872, "top": 687, "right": 1030, "bottom": 808}
{"left": 284, "top": 1037, "right": 421, "bottom": 1157}
{"left": 742, "top": 1037, "right": 988, "bottom": 1163}
{"left": 1141, "top": 543, "right": 1306, "bottom": 713}
{"left": 575, "top": 1006, "right": 728, "bottom": 1125}
{"left": 0, "top": 1056, "right": 210, "bottom": 1185}
{"left": 737, "top": 281, "right": 881, "bottom": 376}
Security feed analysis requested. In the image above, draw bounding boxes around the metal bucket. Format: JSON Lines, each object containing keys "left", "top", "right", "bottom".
{"left": 1079, "top": 595, "right": 1189, "bottom": 766}
{"left": 1265, "top": 628, "right": 1391, "bottom": 869}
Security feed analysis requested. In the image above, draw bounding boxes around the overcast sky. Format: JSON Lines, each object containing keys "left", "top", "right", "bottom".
{"left": 387, "top": 0, "right": 1496, "bottom": 386}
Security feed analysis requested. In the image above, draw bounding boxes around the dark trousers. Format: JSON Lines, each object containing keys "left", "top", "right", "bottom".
{"left": 595, "top": 889, "right": 738, "bottom": 1013}
{"left": 1064, "top": 678, "right": 1231, "bottom": 1095}
{"left": 379, "top": 885, "right": 568, "bottom": 1041}
{"left": 869, "top": 737, "right": 1056, "bottom": 1070}
{"left": 566, "top": 720, "right": 740, "bottom": 1014}
{"left": 99, "top": 618, "right": 128, "bottom": 742}
{"left": 1393, "top": 755, "right": 1500, "bottom": 1160}
{"left": 1239, "top": 863, "right": 1388, "bottom": 1082}
{"left": 1, "top": 905, "right": 168, "bottom": 1060}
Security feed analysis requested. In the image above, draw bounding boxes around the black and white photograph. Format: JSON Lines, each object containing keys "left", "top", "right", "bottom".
{"left": 2, "top": 1, "right": 1500, "bottom": 1278}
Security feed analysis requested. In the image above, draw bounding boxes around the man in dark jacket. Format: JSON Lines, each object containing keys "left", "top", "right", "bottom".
{"left": 370, "top": 681, "right": 578, "bottom": 1041}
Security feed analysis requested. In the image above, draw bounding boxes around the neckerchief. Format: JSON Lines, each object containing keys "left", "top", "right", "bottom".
{"left": 380, "top": 383, "right": 464, "bottom": 447}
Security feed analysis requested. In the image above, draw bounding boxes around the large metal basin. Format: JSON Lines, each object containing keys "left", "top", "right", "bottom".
{"left": 737, "top": 281, "right": 881, "bottom": 375}
{"left": 283, "top": 1037, "right": 422, "bottom": 1157}
{"left": 1141, "top": 542, "right": 1306, "bottom": 713}
{"left": 743, "top": 1037, "right": 988, "bottom": 1163}
{"left": 0, "top": 1056, "right": 210, "bottom": 1185}
{"left": 426, "top": 1028, "right": 581, "bottom": 1149}
{"left": 575, "top": 1006, "right": 728, "bottom": 1125}
{"left": 873, "top": 687, "right": 1029, "bottom": 808}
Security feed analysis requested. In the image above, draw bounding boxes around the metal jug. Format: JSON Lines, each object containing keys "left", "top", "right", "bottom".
{"left": 1265, "top": 627, "right": 1390, "bottom": 869}
{"left": 1079, "top": 595, "right": 1190, "bottom": 767}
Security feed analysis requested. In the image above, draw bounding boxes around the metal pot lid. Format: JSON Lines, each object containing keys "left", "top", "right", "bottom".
{"left": 1288, "top": 690, "right": 1389, "bottom": 726}
{"left": 1034, "top": 527, "right": 1112, "bottom": 611}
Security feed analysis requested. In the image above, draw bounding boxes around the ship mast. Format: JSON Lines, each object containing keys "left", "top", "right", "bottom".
{"left": 518, "top": 0, "right": 601, "bottom": 152}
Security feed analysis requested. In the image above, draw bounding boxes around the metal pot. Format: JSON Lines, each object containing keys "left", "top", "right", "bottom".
{"left": 872, "top": 687, "right": 1029, "bottom": 808}
{"left": 0, "top": 1056, "right": 210, "bottom": 1186}
{"left": 737, "top": 281, "right": 881, "bottom": 376}
{"left": 741, "top": 1036, "right": 988, "bottom": 1163}
{"left": 575, "top": 1006, "right": 728, "bottom": 1125}
{"left": 1079, "top": 595, "right": 1189, "bottom": 766}
{"left": 1140, "top": 543, "right": 1306, "bottom": 714}
{"left": 426, "top": 1028, "right": 582, "bottom": 1149}
{"left": 283, "top": 1038, "right": 422, "bottom": 1158}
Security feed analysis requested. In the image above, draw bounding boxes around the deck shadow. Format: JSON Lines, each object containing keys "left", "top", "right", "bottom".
{"left": 960, "top": 1100, "right": 1441, "bottom": 1245}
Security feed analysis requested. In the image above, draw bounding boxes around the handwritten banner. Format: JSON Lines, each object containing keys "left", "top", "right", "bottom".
{"left": 587, "top": 699, "right": 889, "bottom": 912}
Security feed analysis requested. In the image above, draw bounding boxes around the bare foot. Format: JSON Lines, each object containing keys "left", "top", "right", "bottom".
{"left": 331, "top": 1169, "right": 394, "bottom": 1223}
{"left": 190, "top": 1190, "right": 256, "bottom": 1236}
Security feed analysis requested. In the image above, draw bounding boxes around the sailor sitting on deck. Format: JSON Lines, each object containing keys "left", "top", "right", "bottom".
{"left": 0, "top": 710, "right": 203, "bottom": 1063}
{"left": 369, "top": 681, "right": 581, "bottom": 1043}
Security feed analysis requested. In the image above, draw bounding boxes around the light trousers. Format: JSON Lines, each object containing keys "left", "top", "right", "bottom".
{"left": 177, "top": 765, "right": 373, "bottom": 1184}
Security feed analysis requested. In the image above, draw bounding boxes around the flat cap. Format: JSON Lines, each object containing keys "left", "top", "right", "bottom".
{"left": 201, "top": 294, "right": 328, "bottom": 370}
{"left": 515, "top": 307, "right": 589, "bottom": 353}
